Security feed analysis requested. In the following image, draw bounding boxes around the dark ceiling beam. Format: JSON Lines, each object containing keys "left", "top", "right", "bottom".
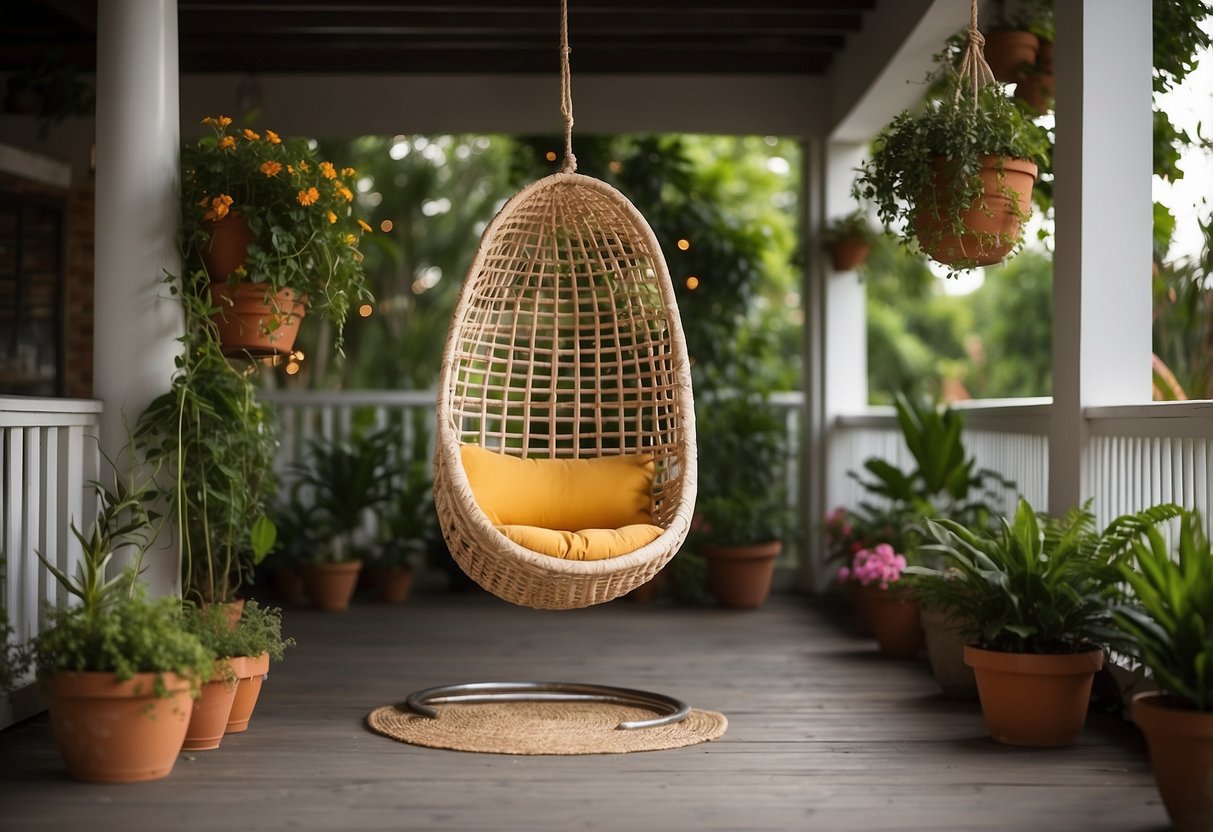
{"left": 180, "top": 0, "right": 875, "bottom": 11}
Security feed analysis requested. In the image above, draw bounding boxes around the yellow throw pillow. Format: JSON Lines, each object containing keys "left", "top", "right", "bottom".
{"left": 496, "top": 524, "right": 664, "bottom": 561}
{"left": 460, "top": 445, "right": 655, "bottom": 530}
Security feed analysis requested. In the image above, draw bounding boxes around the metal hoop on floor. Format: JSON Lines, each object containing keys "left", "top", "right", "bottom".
{"left": 404, "top": 681, "right": 692, "bottom": 731}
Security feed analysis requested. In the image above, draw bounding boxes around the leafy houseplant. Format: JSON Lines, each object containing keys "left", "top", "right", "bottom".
{"left": 138, "top": 285, "right": 278, "bottom": 607}
{"left": 30, "top": 471, "right": 214, "bottom": 783}
{"left": 293, "top": 427, "right": 398, "bottom": 611}
{"left": 694, "top": 394, "right": 792, "bottom": 609}
{"left": 373, "top": 459, "right": 436, "bottom": 604}
{"left": 1114, "top": 510, "right": 1213, "bottom": 832}
{"left": 909, "top": 499, "right": 1178, "bottom": 746}
{"left": 181, "top": 115, "right": 374, "bottom": 354}
{"left": 854, "top": 41, "right": 1050, "bottom": 273}
{"left": 823, "top": 211, "right": 875, "bottom": 271}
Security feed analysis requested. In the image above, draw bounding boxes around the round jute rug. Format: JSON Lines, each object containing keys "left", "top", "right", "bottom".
{"left": 366, "top": 701, "right": 727, "bottom": 755}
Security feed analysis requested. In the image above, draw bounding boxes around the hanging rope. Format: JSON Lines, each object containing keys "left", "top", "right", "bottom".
{"left": 559, "top": 0, "right": 578, "bottom": 173}
{"left": 952, "top": 0, "right": 995, "bottom": 109}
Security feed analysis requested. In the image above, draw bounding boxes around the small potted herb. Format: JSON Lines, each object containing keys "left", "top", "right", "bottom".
{"left": 372, "top": 460, "right": 435, "bottom": 604}
{"left": 30, "top": 464, "right": 213, "bottom": 782}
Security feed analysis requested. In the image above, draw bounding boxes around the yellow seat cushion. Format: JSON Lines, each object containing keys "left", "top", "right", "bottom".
{"left": 496, "top": 524, "right": 664, "bottom": 561}
{"left": 460, "top": 445, "right": 655, "bottom": 530}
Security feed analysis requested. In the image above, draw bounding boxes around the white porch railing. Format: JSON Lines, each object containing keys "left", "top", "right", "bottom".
{"left": 828, "top": 397, "right": 1213, "bottom": 529}
{"left": 1, "top": 396, "right": 102, "bottom": 729}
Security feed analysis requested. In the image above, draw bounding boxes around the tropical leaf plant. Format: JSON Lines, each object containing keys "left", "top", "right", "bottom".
{"left": 1113, "top": 510, "right": 1213, "bottom": 711}
{"left": 907, "top": 499, "right": 1153, "bottom": 654}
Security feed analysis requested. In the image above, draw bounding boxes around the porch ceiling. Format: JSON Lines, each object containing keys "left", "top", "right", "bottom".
{"left": 4, "top": 0, "right": 878, "bottom": 77}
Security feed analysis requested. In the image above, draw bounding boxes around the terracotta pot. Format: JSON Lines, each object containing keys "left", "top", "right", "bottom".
{"left": 207, "top": 281, "right": 306, "bottom": 359}
{"left": 913, "top": 156, "right": 1038, "bottom": 267}
{"left": 851, "top": 583, "right": 924, "bottom": 659}
{"left": 699, "top": 541, "right": 781, "bottom": 609}
{"left": 200, "top": 211, "right": 257, "bottom": 281}
{"left": 920, "top": 606, "right": 978, "bottom": 699}
{"left": 226, "top": 652, "right": 271, "bottom": 734}
{"left": 1133, "top": 693, "right": 1213, "bottom": 832}
{"left": 983, "top": 30, "right": 1040, "bottom": 83}
{"left": 1036, "top": 40, "right": 1054, "bottom": 74}
{"left": 1015, "top": 71, "right": 1054, "bottom": 115}
{"left": 377, "top": 566, "right": 415, "bottom": 604}
{"left": 274, "top": 565, "right": 309, "bottom": 606}
{"left": 964, "top": 645, "right": 1103, "bottom": 746}
{"left": 829, "top": 238, "right": 870, "bottom": 271}
{"left": 46, "top": 671, "right": 194, "bottom": 783}
{"left": 183, "top": 658, "right": 244, "bottom": 751}
{"left": 306, "top": 560, "right": 363, "bottom": 612}
{"left": 200, "top": 598, "right": 244, "bottom": 631}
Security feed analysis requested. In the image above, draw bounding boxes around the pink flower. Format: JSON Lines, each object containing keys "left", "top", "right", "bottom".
{"left": 837, "top": 566, "right": 851, "bottom": 583}
{"left": 843, "top": 543, "right": 907, "bottom": 590}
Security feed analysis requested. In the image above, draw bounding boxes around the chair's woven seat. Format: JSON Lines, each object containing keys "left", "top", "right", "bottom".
{"left": 434, "top": 172, "right": 697, "bottom": 609}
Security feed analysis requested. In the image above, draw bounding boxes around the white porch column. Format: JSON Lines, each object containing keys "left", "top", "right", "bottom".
{"left": 1049, "top": 0, "right": 1153, "bottom": 514}
{"left": 804, "top": 140, "right": 868, "bottom": 590}
{"left": 94, "top": 0, "right": 182, "bottom": 595}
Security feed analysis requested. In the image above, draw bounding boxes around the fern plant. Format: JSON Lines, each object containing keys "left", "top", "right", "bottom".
{"left": 1113, "top": 510, "right": 1213, "bottom": 711}
{"left": 908, "top": 499, "right": 1182, "bottom": 654}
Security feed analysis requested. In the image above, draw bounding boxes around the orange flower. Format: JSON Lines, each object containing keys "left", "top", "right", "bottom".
{"left": 218, "top": 116, "right": 233, "bottom": 127}
{"left": 319, "top": 161, "right": 337, "bottom": 180}
{"left": 203, "top": 194, "right": 233, "bottom": 221}
{"left": 297, "top": 187, "right": 320, "bottom": 207}
{"left": 341, "top": 167, "right": 356, "bottom": 178}
{"left": 260, "top": 160, "right": 282, "bottom": 177}
{"left": 297, "top": 160, "right": 310, "bottom": 172}
{"left": 357, "top": 219, "right": 372, "bottom": 233}
{"left": 243, "top": 128, "right": 260, "bottom": 141}
{"left": 201, "top": 116, "right": 217, "bottom": 126}
{"left": 217, "top": 135, "right": 236, "bottom": 151}
{"left": 286, "top": 164, "right": 295, "bottom": 175}
{"left": 327, "top": 211, "right": 338, "bottom": 224}
{"left": 264, "top": 130, "right": 281, "bottom": 144}
{"left": 343, "top": 233, "right": 357, "bottom": 245}
{"left": 336, "top": 185, "right": 354, "bottom": 203}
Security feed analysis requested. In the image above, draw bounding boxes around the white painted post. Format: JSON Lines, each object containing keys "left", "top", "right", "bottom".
{"left": 1049, "top": 0, "right": 1153, "bottom": 515}
{"left": 804, "top": 140, "right": 870, "bottom": 591}
{"left": 93, "top": 0, "right": 182, "bottom": 596}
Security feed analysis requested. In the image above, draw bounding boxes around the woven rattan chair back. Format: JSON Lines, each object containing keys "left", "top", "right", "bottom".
{"left": 434, "top": 172, "right": 697, "bottom": 609}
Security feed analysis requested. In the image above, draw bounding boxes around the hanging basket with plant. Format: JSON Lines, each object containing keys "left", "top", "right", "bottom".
{"left": 180, "top": 115, "right": 375, "bottom": 356}
{"left": 854, "top": 1, "right": 1049, "bottom": 274}
{"left": 823, "top": 210, "right": 876, "bottom": 271}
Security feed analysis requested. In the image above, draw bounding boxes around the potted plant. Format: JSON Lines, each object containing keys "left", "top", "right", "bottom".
{"left": 223, "top": 599, "right": 294, "bottom": 734}
{"left": 293, "top": 428, "right": 397, "bottom": 611}
{"left": 911, "top": 499, "right": 1172, "bottom": 747}
{"left": 138, "top": 292, "right": 278, "bottom": 611}
{"left": 1114, "top": 510, "right": 1213, "bottom": 832}
{"left": 180, "top": 115, "right": 375, "bottom": 356}
{"left": 695, "top": 395, "right": 791, "bottom": 609}
{"left": 854, "top": 41, "right": 1050, "bottom": 273}
{"left": 823, "top": 211, "right": 875, "bottom": 271}
{"left": 178, "top": 604, "right": 245, "bottom": 751}
{"left": 29, "top": 466, "right": 213, "bottom": 782}
{"left": 836, "top": 543, "right": 923, "bottom": 658}
{"left": 849, "top": 394, "right": 1013, "bottom": 694}
{"left": 372, "top": 459, "right": 434, "bottom": 604}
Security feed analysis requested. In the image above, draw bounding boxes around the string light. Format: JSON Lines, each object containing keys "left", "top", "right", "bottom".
{"left": 359, "top": 304, "right": 373, "bottom": 317}
{"left": 545, "top": 150, "right": 558, "bottom": 162}
{"left": 380, "top": 219, "right": 394, "bottom": 232}
{"left": 677, "top": 239, "right": 690, "bottom": 251}
{"left": 685, "top": 276, "right": 700, "bottom": 290}
{"left": 285, "top": 362, "right": 300, "bottom": 376}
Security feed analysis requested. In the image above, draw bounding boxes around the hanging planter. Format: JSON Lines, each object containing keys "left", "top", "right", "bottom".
{"left": 854, "top": 1, "right": 1049, "bottom": 275}
{"left": 983, "top": 29, "right": 1040, "bottom": 83}
{"left": 1014, "top": 40, "right": 1055, "bottom": 115}
{"left": 208, "top": 281, "right": 307, "bottom": 358}
{"left": 912, "top": 155, "right": 1038, "bottom": 267}
{"left": 823, "top": 210, "right": 875, "bottom": 271}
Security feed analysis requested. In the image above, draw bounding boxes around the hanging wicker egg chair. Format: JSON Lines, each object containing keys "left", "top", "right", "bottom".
{"left": 433, "top": 169, "right": 697, "bottom": 610}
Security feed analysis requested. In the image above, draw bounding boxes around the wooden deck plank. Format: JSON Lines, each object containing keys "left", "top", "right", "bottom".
{"left": 0, "top": 593, "right": 1169, "bottom": 831}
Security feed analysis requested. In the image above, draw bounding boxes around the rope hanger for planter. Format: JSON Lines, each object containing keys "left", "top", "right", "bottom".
{"left": 953, "top": 0, "right": 996, "bottom": 108}
{"left": 430, "top": 0, "right": 697, "bottom": 611}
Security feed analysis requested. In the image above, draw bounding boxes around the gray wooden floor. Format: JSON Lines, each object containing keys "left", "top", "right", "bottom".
{"left": 0, "top": 590, "right": 1169, "bottom": 832}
